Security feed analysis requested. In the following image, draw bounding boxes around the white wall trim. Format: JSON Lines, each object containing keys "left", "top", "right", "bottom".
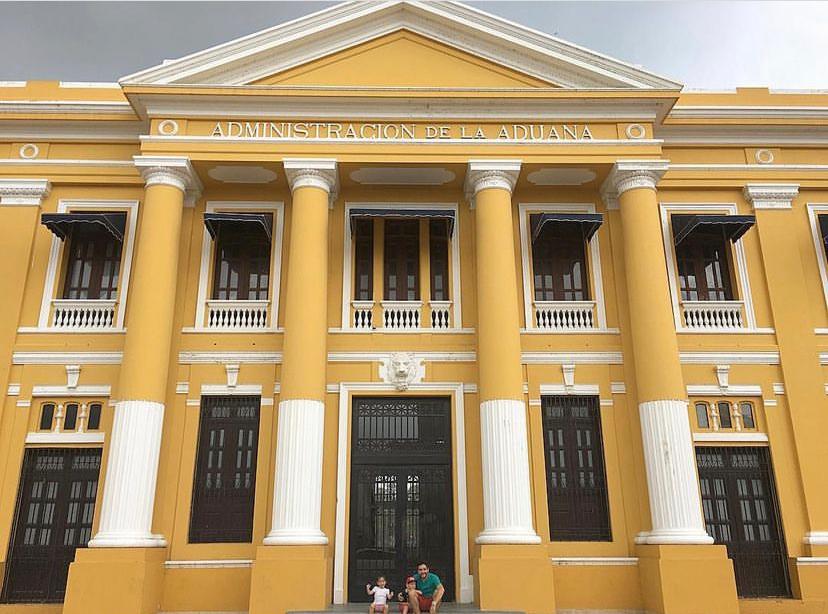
{"left": 7, "top": 383, "right": 20, "bottom": 396}
{"left": 200, "top": 384, "right": 263, "bottom": 396}
{"left": 686, "top": 384, "right": 763, "bottom": 397}
{"left": 12, "top": 351, "right": 123, "bottom": 365}
{"left": 164, "top": 559, "right": 253, "bottom": 569}
{"left": 521, "top": 351, "right": 623, "bottom": 364}
{"left": 32, "top": 385, "right": 111, "bottom": 398}
{"left": 332, "top": 381, "right": 473, "bottom": 604}
{"left": 679, "top": 351, "right": 780, "bottom": 365}
{"left": 328, "top": 351, "right": 476, "bottom": 363}
{"left": 806, "top": 204, "right": 828, "bottom": 313}
{"left": 692, "top": 432, "right": 769, "bottom": 443}
{"left": 551, "top": 557, "right": 638, "bottom": 566}
{"left": 660, "top": 202, "right": 758, "bottom": 331}
{"left": 341, "top": 201, "right": 462, "bottom": 330}
{"left": 539, "top": 383, "right": 601, "bottom": 396}
{"left": 796, "top": 557, "right": 828, "bottom": 566}
{"left": 37, "top": 199, "right": 139, "bottom": 330}
{"left": 518, "top": 202, "right": 608, "bottom": 330}
{"left": 193, "top": 201, "right": 284, "bottom": 330}
{"left": 25, "top": 431, "right": 105, "bottom": 445}
{"left": 178, "top": 351, "right": 283, "bottom": 364}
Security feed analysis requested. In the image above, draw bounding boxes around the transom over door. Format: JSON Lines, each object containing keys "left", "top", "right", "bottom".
{"left": 695, "top": 446, "right": 790, "bottom": 598}
{"left": 2, "top": 448, "right": 101, "bottom": 603}
{"left": 348, "top": 397, "right": 454, "bottom": 602}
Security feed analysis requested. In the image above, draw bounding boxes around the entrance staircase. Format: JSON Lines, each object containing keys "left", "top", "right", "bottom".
{"left": 290, "top": 606, "right": 523, "bottom": 614}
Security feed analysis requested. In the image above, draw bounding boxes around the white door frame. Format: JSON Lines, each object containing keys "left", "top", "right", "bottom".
{"left": 332, "top": 381, "right": 474, "bottom": 604}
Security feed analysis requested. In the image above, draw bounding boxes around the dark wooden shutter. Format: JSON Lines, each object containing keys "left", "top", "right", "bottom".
{"left": 530, "top": 220, "right": 590, "bottom": 302}
{"left": 189, "top": 395, "right": 260, "bottom": 543}
{"left": 675, "top": 228, "right": 735, "bottom": 301}
{"left": 384, "top": 219, "right": 420, "bottom": 301}
{"left": 353, "top": 218, "right": 374, "bottom": 301}
{"left": 211, "top": 216, "right": 272, "bottom": 300}
{"left": 541, "top": 395, "right": 611, "bottom": 541}
{"left": 62, "top": 225, "right": 122, "bottom": 300}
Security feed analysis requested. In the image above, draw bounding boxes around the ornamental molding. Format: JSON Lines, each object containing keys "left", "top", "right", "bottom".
{"left": 283, "top": 158, "right": 339, "bottom": 205}
{"left": 743, "top": 183, "right": 799, "bottom": 210}
{"left": 0, "top": 178, "right": 51, "bottom": 206}
{"left": 379, "top": 352, "right": 426, "bottom": 390}
{"left": 600, "top": 159, "right": 669, "bottom": 208}
{"left": 464, "top": 159, "right": 521, "bottom": 204}
{"left": 133, "top": 155, "right": 203, "bottom": 206}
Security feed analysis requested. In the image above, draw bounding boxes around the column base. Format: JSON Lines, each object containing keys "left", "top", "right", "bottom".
{"left": 263, "top": 528, "right": 328, "bottom": 545}
{"left": 249, "top": 545, "right": 330, "bottom": 614}
{"left": 473, "top": 544, "right": 554, "bottom": 614}
{"left": 63, "top": 547, "right": 166, "bottom": 614}
{"left": 637, "top": 544, "right": 738, "bottom": 614}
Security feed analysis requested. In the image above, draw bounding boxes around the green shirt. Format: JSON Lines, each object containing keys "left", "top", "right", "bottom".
{"left": 415, "top": 572, "right": 441, "bottom": 598}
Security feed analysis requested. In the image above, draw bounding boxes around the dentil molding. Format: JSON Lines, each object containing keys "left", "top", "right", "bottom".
{"left": 743, "top": 183, "right": 799, "bottom": 210}
{"left": 0, "top": 178, "right": 51, "bottom": 206}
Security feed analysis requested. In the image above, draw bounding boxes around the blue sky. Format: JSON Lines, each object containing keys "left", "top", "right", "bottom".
{"left": 1, "top": 1, "right": 826, "bottom": 89}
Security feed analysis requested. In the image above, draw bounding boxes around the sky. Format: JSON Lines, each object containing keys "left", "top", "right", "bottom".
{"left": 1, "top": 1, "right": 827, "bottom": 89}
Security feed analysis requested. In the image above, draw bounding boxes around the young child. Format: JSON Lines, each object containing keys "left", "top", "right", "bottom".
{"left": 366, "top": 576, "right": 393, "bottom": 614}
{"left": 397, "top": 576, "right": 420, "bottom": 614}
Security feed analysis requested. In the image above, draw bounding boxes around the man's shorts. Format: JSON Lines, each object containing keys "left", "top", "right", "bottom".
{"left": 417, "top": 596, "right": 433, "bottom": 611}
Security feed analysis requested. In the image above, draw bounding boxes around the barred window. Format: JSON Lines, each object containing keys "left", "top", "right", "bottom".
{"left": 189, "top": 395, "right": 261, "bottom": 543}
{"left": 541, "top": 395, "right": 611, "bottom": 541}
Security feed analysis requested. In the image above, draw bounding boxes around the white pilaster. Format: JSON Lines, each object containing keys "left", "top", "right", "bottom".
{"left": 89, "top": 400, "right": 166, "bottom": 547}
{"left": 264, "top": 399, "right": 328, "bottom": 545}
{"left": 636, "top": 399, "right": 713, "bottom": 545}
{"left": 476, "top": 399, "right": 541, "bottom": 544}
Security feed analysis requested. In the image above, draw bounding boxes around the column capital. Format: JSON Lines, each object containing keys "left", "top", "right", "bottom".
{"left": 133, "top": 155, "right": 202, "bottom": 206}
{"left": 464, "top": 160, "right": 521, "bottom": 202}
{"left": 743, "top": 183, "right": 799, "bottom": 210}
{"left": 0, "top": 178, "right": 51, "bottom": 206}
{"left": 283, "top": 158, "right": 339, "bottom": 204}
{"left": 601, "top": 159, "right": 669, "bottom": 209}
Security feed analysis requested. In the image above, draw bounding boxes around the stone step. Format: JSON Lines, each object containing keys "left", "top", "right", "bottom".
{"left": 290, "top": 606, "right": 523, "bottom": 614}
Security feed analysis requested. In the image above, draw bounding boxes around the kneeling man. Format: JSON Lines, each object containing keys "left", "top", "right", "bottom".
{"left": 408, "top": 562, "right": 444, "bottom": 614}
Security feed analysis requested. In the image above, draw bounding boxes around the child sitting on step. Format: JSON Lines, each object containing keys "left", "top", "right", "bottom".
{"left": 366, "top": 576, "right": 394, "bottom": 614}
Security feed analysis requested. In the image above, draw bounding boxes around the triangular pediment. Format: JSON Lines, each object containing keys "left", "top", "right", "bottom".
{"left": 120, "top": 1, "right": 682, "bottom": 90}
{"left": 251, "top": 30, "right": 556, "bottom": 88}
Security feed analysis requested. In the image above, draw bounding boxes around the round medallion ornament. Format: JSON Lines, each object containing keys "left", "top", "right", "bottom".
{"left": 19, "top": 143, "right": 39, "bottom": 159}
{"left": 755, "top": 149, "right": 774, "bottom": 164}
{"left": 625, "top": 124, "right": 647, "bottom": 140}
{"left": 158, "top": 120, "right": 179, "bottom": 136}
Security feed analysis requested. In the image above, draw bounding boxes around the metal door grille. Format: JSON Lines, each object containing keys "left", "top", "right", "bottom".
{"left": 541, "top": 395, "right": 611, "bottom": 541}
{"left": 349, "top": 397, "right": 454, "bottom": 602}
{"left": 1, "top": 448, "right": 101, "bottom": 603}
{"left": 189, "top": 395, "right": 260, "bottom": 543}
{"left": 696, "top": 446, "right": 790, "bottom": 597}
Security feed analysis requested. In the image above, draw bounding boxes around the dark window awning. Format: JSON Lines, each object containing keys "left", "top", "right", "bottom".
{"left": 41, "top": 212, "right": 126, "bottom": 242}
{"left": 203, "top": 212, "right": 272, "bottom": 242}
{"left": 530, "top": 212, "right": 603, "bottom": 243}
{"left": 349, "top": 208, "right": 455, "bottom": 236}
{"left": 671, "top": 214, "right": 756, "bottom": 245}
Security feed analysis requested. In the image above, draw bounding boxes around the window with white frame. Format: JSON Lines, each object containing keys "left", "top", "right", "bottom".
{"left": 519, "top": 204, "right": 607, "bottom": 332}
{"left": 807, "top": 206, "right": 828, "bottom": 314}
{"left": 662, "top": 205, "right": 759, "bottom": 333}
{"left": 193, "top": 202, "right": 284, "bottom": 331}
{"left": 343, "top": 204, "right": 460, "bottom": 331}
{"left": 35, "top": 201, "right": 138, "bottom": 332}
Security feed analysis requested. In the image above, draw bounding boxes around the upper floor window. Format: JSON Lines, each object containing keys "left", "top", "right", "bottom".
{"left": 38, "top": 400, "right": 104, "bottom": 433}
{"left": 201, "top": 211, "right": 277, "bottom": 330}
{"left": 670, "top": 213, "right": 755, "bottom": 331}
{"left": 526, "top": 212, "right": 603, "bottom": 331}
{"left": 693, "top": 399, "right": 759, "bottom": 432}
{"left": 40, "top": 211, "right": 128, "bottom": 330}
{"left": 348, "top": 208, "right": 457, "bottom": 330}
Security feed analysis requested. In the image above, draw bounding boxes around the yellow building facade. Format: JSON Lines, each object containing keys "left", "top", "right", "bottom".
{"left": 1, "top": 3, "right": 827, "bottom": 614}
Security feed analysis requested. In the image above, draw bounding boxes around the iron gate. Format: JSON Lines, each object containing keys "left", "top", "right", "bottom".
{"left": 695, "top": 446, "right": 790, "bottom": 598}
{"left": 348, "top": 397, "right": 454, "bottom": 602}
{"left": 1, "top": 448, "right": 101, "bottom": 603}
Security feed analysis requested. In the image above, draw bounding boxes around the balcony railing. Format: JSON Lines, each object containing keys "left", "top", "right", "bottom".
{"left": 349, "top": 300, "right": 455, "bottom": 330}
{"left": 681, "top": 300, "right": 745, "bottom": 331}
{"left": 429, "top": 300, "right": 452, "bottom": 329}
{"left": 533, "top": 300, "right": 596, "bottom": 331}
{"left": 382, "top": 301, "right": 422, "bottom": 329}
{"left": 352, "top": 300, "right": 374, "bottom": 330}
{"left": 206, "top": 299, "right": 269, "bottom": 329}
{"left": 51, "top": 299, "right": 117, "bottom": 329}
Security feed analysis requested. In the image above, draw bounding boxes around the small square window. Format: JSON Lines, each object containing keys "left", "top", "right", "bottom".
{"left": 718, "top": 401, "right": 732, "bottom": 429}
{"left": 87, "top": 403, "right": 102, "bottom": 430}
{"left": 740, "top": 402, "right": 756, "bottom": 429}
{"left": 695, "top": 402, "right": 710, "bottom": 429}
{"left": 64, "top": 403, "right": 79, "bottom": 430}
{"left": 39, "top": 403, "right": 55, "bottom": 431}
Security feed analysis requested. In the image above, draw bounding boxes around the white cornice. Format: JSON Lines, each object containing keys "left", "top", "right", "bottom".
{"left": 679, "top": 351, "right": 780, "bottom": 365}
{"left": 0, "top": 179, "right": 51, "bottom": 206}
{"left": 743, "top": 184, "right": 799, "bottom": 210}
{"left": 119, "top": 1, "right": 681, "bottom": 89}
{"left": 0, "top": 100, "right": 134, "bottom": 116}
{"left": 669, "top": 105, "right": 828, "bottom": 120}
{"left": 0, "top": 120, "right": 143, "bottom": 142}
{"left": 12, "top": 351, "right": 122, "bottom": 365}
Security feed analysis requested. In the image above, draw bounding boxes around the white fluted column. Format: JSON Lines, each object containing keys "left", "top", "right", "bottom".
{"left": 466, "top": 161, "right": 540, "bottom": 545}
{"left": 602, "top": 160, "right": 711, "bottom": 545}
{"left": 89, "top": 157, "right": 200, "bottom": 548}
{"left": 264, "top": 159, "right": 337, "bottom": 545}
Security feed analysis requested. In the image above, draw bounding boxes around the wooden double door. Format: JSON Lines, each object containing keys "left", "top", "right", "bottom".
{"left": 2, "top": 448, "right": 101, "bottom": 603}
{"left": 348, "top": 397, "right": 454, "bottom": 602}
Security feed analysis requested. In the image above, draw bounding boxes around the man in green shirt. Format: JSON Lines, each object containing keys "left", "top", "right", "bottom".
{"left": 408, "top": 562, "right": 444, "bottom": 614}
